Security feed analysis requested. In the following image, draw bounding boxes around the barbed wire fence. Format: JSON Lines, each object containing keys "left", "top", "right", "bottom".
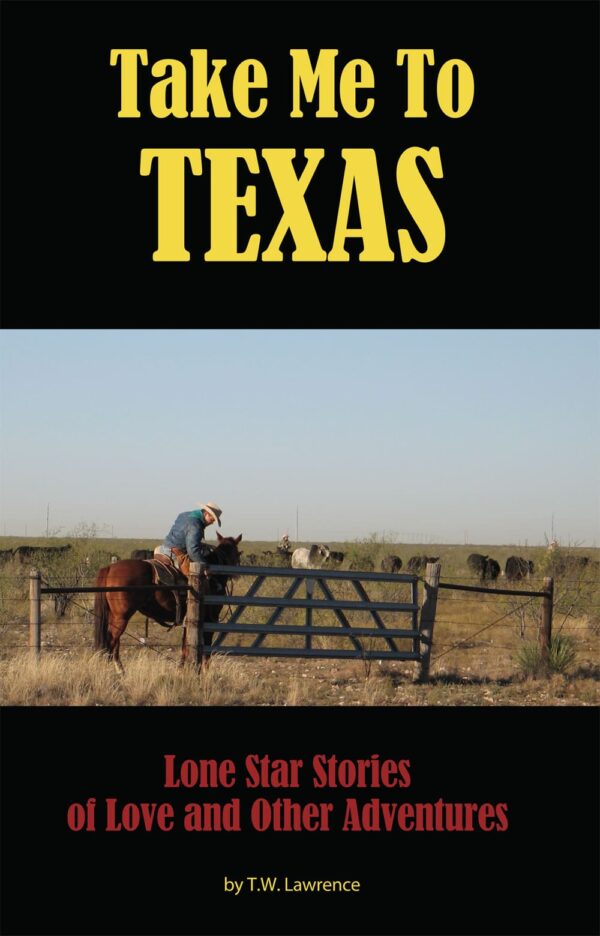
{"left": 1, "top": 559, "right": 598, "bottom": 679}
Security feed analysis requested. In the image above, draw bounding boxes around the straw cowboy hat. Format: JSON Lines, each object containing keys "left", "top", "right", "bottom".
{"left": 198, "top": 502, "right": 222, "bottom": 527}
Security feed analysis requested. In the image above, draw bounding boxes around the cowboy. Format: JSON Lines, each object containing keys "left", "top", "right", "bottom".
{"left": 154, "top": 502, "right": 223, "bottom": 577}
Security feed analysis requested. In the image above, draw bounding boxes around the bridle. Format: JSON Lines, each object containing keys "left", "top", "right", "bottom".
{"left": 205, "top": 541, "right": 241, "bottom": 621}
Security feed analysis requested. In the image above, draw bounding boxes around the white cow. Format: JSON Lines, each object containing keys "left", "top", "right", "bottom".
{"left": 291, "top": 544, "right": 331, "bottom": 569}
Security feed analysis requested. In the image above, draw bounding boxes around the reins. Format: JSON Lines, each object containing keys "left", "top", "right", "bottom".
{"left": 205, "top": 542, "right": 240, "bottom": 622}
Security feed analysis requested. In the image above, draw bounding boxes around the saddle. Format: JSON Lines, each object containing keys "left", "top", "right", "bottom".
{"left": 145, "top": 557, "right": 188, "bottom": 626}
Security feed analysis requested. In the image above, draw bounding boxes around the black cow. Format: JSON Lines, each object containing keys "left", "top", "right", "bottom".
{"left": 504, "top": 556, "right": 534, "bottom": 581}
{"left": 381, "top": 555, "right": 402, "bottom": 573}
{"left": 407, "top": 555, "right": 440, "bottom": 573}
{"left": 328, "top": 550, "right": 345, "bottom": 564}
{"left": 0, "top": 548, "right": 15, "bottom": 563}
{"left": 467, "top": 553, "right": 488, "bottom": 578}
{"left": 14, "top": 544, "right": 72, "bottom": 563}
{"left": 468, "top": 553, "right": 501, "bottom": 582}
{"left": 484, "top": 558, "right": 501, "bottom": 582}
{"left": 130, "top": 549, "right": 154, "bottom": 560}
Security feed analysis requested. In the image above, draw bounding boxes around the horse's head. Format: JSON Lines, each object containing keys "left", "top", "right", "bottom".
{"left": 204, "top": 534, "right": 243, "bottom": 621}
{"left": 209, "top": 532, "right": 243, "bottom": 568}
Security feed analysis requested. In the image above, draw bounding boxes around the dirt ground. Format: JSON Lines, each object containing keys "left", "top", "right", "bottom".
{"left": 193, "top": 655, "right": 600, "bottom": 707}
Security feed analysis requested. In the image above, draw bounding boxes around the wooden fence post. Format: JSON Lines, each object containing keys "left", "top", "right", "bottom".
{"left": 538, "top": 576, "right": 554, "bottom": 659}
{"left": 29, "top": 569, "right": 41, "bottom": 658}
{"left": 184, "top": 562, "right": 204, "bottom": 667}
{"left": 415, "top": 562, "right": 441, "bottom": 682}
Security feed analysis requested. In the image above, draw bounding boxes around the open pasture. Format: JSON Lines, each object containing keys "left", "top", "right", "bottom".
{"left": 0, "top": 537, "right": 598, "bottom": 706}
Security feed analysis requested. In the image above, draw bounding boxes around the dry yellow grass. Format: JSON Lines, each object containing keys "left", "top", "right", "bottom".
{"left": 0, "top": 652, "right": 257, "bottom": 706}
{"left": 0, "top": 649, "right": 597, "bottom": 706}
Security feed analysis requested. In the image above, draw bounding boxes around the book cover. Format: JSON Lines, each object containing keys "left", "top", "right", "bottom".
{"left": 1, "top": 3, "right": 598, "bottom": 935}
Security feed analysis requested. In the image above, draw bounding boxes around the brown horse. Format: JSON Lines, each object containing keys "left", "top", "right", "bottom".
{"left": 93, "top": 533, "right": 242, "bottom": 670}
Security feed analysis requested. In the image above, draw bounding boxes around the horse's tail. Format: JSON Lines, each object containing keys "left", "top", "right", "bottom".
{"left": 94, "top": 567, "right": 111, "bottom": 652}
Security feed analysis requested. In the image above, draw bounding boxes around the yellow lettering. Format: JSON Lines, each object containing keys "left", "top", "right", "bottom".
{"left": 204, "top": 150, "right": 260, "bottom": 260}
{"left": 397, "top": 146, "right": 445, "bottom": 262}
{"left": 436, "top": 59, "right": 474, "bottom": 117}
{"left": 190, "top": 50, "right": 232, "bottom": 117}
{"left": 290, "top": 49, "right": 338, "bottom": 117}
{"left": 339, "top": 59, "right": 375, "bottom": 118}
{"left": 261, "top": 150, "right": 326, "bottom": 261}
{"left": 328, "top": 150, "right": 394, "bottom": 261}
{"left": 396, "top": 49, "right": 434, "bottom": 117}
{"left": 150, "top": 59, "right": 188, "bottom": 118}
{"left": 139, "top": 149, "right": 202, "bottom": 261}
{"left": 110, "top": 49, "right": 148, "bottom": 117}
{"left": 232, "top": 60, "right": 268, "bottom": 118}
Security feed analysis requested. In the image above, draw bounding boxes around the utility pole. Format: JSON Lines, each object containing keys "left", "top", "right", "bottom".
{"left": 46, "top": 504, "right": 50, "bottom": 537}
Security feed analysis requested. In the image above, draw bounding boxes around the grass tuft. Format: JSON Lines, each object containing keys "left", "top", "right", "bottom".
{"left": 515, "top": 635, "right": 579, "bottom": 679}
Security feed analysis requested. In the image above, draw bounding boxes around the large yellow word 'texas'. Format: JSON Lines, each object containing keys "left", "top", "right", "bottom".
{"left": 140, "top": 147, "right": 446, "bottom": 262}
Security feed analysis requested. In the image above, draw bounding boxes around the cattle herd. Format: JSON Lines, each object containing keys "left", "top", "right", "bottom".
{"left": 236, "top": 547, "right": 597, "bottom": 584}
{"left": 0, "top": 544, "right": 72, "bottom": 564}
{"left": 223, "top": 547, "right": 442, "bottom": 574}
{"left": 0, "top": 539, "right": 591, "bottom": 635}
{"left": 0, "top": 541, "right": 595, "bottom": 584}
{"left": 467, "top": 553, "right": 531, "bottom": 582}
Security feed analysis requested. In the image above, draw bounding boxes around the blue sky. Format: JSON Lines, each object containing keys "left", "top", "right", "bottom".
{"left": 0, "top": 329, "right": 598, "bottom": 546}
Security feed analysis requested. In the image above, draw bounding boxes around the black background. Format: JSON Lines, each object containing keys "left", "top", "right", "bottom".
{"left": 1, "top": 0, "right": 598, "bottom": 325}
{"left": 1, "top": 2, "right": 599, "bottom": 934}
{"left": 1, "top": 707, "right": 599, "bottom": 936}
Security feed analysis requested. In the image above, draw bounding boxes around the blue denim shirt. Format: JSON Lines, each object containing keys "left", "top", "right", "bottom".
{"left": 163, "top": 510, "right": 212, "bottom": 563}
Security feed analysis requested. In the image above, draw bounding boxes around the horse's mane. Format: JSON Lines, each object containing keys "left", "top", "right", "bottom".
{"left": 205, "top": 538, "right": 241, "bottom": 567}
